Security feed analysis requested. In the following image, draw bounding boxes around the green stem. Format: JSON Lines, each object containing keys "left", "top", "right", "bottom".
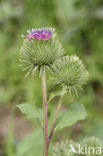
{"left": 41, "top": 70, "right": 49, "bottom": 156}
{"left": 49, "top": 93, "right": 65, "bottom": 140}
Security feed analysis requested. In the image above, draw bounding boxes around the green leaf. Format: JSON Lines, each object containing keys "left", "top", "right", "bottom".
{"left": 54, "top": 102, "right": 87, "bottom": 132}
{"left": 16, "top": 129, "right": 43, "bottom": 156}
{"left": 48, "top": 90, "right": 66, "bottom": 103}
{"left": 17, "top": 103, "right": 43, "bottom": 121}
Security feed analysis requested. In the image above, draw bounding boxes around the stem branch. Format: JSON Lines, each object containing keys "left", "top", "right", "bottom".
{"left": 49, "top": 93, "right": 65, "bottom": 140}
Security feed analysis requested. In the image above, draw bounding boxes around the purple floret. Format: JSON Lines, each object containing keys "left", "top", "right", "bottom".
{"left": 21, "top": 27, "right": 55, "bottom": 41}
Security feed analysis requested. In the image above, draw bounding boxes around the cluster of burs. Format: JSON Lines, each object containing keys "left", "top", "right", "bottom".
{"left": 20, "top": 27, "right": 89, "bottom": 96}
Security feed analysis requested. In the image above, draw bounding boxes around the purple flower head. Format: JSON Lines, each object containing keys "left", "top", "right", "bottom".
{"left": 21, "top": 27, "right": 56, "bottom": 41}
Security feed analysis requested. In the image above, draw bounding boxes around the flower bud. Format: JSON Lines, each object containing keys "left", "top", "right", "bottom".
{"left": 50, "top": 55, "right": 89, "bottom": 96}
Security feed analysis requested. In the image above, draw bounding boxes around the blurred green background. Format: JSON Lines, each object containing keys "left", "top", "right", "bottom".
{"left": 0, "top": 0, "right": 103, "bottom": 155}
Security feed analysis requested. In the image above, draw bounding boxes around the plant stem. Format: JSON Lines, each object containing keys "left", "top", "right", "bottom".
{"left": 49, "top": 93, "right": 65, "bottom": 140}
{"left": 41, "top": 70, "right": 49, "bottom": 156}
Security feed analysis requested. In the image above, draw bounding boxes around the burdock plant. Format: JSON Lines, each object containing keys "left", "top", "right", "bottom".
{"left": 18, "top": 27, "right": 89, "bottom": 156}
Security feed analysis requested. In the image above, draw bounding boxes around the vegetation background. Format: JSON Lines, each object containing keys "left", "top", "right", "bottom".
{"left": 0, "top": 0, "right": 103, "bottom": 155}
